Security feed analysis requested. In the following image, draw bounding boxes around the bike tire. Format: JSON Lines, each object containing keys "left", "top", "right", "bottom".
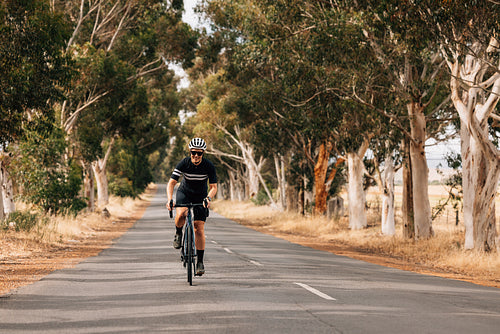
{"left": 186, "top": 224, "right": 193, "bottom": 285}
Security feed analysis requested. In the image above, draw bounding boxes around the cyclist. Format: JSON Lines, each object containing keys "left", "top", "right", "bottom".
{"left": 166, "top": 138, "right": 218, "bottom": 276}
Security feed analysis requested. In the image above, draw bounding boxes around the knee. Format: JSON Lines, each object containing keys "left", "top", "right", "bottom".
{"left": 176, "top": 208, "right": 188, "bottom": 218}
{"left": 194, "top": 221, "right": 205, "bottom": 234}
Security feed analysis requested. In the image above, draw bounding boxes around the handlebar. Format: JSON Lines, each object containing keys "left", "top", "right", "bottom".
{"left": 168, "top": 202, "right": 209, "bottom": 218}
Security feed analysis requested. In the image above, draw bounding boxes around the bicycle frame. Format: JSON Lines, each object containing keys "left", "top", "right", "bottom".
{"left": 170, "top": 203, "right": 207, "bottom": 285}
{"left": 182, "top": 208, "right": 196, "bottom": 285}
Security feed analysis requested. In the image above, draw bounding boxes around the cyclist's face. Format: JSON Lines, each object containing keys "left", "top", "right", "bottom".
{"left": 190, "top": 149, "right": 204, "bottom": 165}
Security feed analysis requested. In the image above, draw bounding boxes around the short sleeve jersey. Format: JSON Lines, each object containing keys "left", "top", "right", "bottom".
{"left": 170, "top": 157, "right": 217, "bottom": 198}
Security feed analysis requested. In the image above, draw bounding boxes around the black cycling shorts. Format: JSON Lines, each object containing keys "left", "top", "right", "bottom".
{"left": 175, "top": 190, "right": 207, "bottom": 222}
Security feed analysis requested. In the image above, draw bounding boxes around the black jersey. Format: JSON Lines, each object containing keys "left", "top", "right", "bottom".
{"left": 171, "top": 157, "right": 217, "bottom": 198}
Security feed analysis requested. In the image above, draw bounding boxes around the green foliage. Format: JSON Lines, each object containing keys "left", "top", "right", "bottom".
{"left": 108, "top": 175, "right": 136, "bottom": 198}
{"left": 1, "top": 211, "right": 47, "bottom": 232}
{"left": 10, "top": 128, "right": 87, "bottom": 215}
{"left": 0, "top": 0, "right": 72, "bottom": 144}
{"left": 251, "top": 188, "right": 270, "bottom": 206}
{"left": 108, "top": 139, "right": 154, "bottom": 197}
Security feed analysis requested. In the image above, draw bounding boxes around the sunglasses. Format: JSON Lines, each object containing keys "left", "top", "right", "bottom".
{"left": 190, "top": 151, "right": 204, "bottom": 156}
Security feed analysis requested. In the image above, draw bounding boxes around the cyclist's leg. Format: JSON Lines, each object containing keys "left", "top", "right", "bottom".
{"left": 175, "top": 207, "right": 188, "bottom": 228}
{"left": 173, "top": 208, "right": 187, "bottom": 249}
{"left": 173, "top": 191, "right": 189, "bottom": 249}
{"left": 193, "top": 206, "right": 207, "bottom": 275}
{"left": 174, "top": 189, "right": 189, "bottom": 228}
{"left": 193, "top": 220, "right": 205, "bottom": 250}
{"left": 193, "top": 205, "right": 207, "bottom": 251}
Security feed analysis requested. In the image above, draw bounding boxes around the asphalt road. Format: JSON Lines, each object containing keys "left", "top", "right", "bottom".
{"left": 1, "top": 185, "right": 500, "bottom": 333}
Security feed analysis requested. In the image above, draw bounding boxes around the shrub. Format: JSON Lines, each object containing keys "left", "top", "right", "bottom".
{"left": 1, "top": 211, "right": 47, "bottom": 232}
{"left": 109, "top": 175, "right": 136, "bottom": 197}
{"left": 10, "top": 128, "right": 87, "bottom": 215}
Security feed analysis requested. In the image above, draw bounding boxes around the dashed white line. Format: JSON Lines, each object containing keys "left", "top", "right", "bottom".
{"left": 223, "top": 247, "right": 233, "bottom": 254}
{"left": 294, "top": 282, "right": 336, "bottom": 301}
{"left": 249, "top": 260, "right": 262, "bottom": 266}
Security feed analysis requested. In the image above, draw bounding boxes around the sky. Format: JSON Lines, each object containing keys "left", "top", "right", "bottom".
{"left": 182, "top": 0, "right": 203, "bottom": 29}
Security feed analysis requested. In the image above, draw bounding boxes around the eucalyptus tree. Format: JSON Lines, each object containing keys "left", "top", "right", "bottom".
{"left": 55, "top": 0, "right": 197, "bottom": 208}
{"left": 345, "top": 1, "right": 453, "bottom": 239}
{"left": 201, "top": 0, "right": 377, "bottom": 216}
{"left": 416, "top": 0, "right": 500, "bottom": 251}
{"left": 0, "top": 0, "right": 72, "bottom": 217}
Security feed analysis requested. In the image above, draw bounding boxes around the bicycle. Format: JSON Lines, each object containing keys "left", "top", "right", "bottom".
{"left": 169, "top": 202, "right": 209, "bottom": 285}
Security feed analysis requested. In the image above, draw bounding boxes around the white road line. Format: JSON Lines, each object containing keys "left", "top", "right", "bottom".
{"left": 249, "top": 260, "right": 262, "bottom": 266}
{"left": 211, "top": 240, "right": 218, "bottom": 245}
{"left": 223, "top": 247, "right": 233, "bottom": 254}
{"left": 294, "top": 282, "right": 336, "bottom": 301}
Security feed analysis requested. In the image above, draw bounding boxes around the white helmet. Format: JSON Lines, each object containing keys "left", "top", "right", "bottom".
{"left": 188, "top": 137, "right": 207, "bottom": 150}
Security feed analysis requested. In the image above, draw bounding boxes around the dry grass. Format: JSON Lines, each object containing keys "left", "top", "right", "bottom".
{"left": 212, "top": 186, "right": 500, "bottom": 288}
{"left": 0, "top": 187, "right": 155, "bottom": 261}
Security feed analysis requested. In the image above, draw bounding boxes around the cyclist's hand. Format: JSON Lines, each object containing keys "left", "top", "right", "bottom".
{"left": 203, "top": 197, "right": 211, "bottom": 208}
{"left": 166, "top": 200, "right": 174, "bottom": 211}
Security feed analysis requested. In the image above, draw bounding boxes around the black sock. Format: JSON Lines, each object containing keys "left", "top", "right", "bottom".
{"left": 176, "top": 226, "right": 182, "bottom": 234}
{"left": 197, "top": 250, "right": 204, "bottom": 263}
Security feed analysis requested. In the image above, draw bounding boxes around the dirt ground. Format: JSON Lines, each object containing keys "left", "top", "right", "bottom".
{"left": 1, "top": 189, "right": 497, "bottom": 296}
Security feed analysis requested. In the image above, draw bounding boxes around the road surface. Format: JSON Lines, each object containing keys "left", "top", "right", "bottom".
{"left": 1, "top": 185, "right": 500, "bottom": 333}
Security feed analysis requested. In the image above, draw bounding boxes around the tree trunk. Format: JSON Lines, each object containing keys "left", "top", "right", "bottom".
{"left": 408, "top": 102, "right": 433, "bottom": 239}
{"left": 381, "top": 153, "right": 396, "bottom": 235}
{"left": 83, "top": 162, "right": 95, "bottom": 212}
{"left": 347, "top": 139, "right": 370, "bottom": 230}
{"left": 313, "top": 142, "right": 332, "bottom": 215}
{"left": 460, "top": 122, "right": 474, "bottom": 249}
{"left": 246, "top": 150, "right": 260, "bottom": 199}
{"left": 228, "top": 169, "right": 244, "bottom": 201}
{"left": 92, "top": 158, "right": 109, "bottom": 208}
{"left": 92, "top": 137, "right": 115, "bottom": 208}
{"left": 347, "top": 152, "right": 367, "bottom": 229}
{"left": 471, "top": 152, "right": 499, "bottom": 251}
{"left": 215, "top": 126, "right": 276, "bottom": 206}
{"left": 447, "top": 48, "right": 500, "bottom": 251}
{"left": 0, "top": 162, "right": 4, "bottom": 221}
{"left": 402, "top": 137, "right": 415, "bottom": 239}
{"left": 1, "top": 162, "right": 15, "bottom": 216}
{"left": 299, "top": 176, "right": 305, "bottom": 215}
{"left": 274, "top": 153, "right": 287, "bottom": 210}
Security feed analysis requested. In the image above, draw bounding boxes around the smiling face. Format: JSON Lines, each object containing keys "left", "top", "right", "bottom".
{"left": 190, "top": 149, "right": 204, "bottom": 165}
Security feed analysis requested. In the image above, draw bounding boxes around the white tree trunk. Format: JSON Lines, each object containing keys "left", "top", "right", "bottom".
{"left": 347, "top": 142, "right": 369, "bottom": 230}
{"left": 228, "top": 170, "right": 244, "bottom": 201}
{"left": 92, "top": 158, "right": 109, "bottom": 208}
{"left": 460, "top": 123, "right": 474, "bottom": 249}
{"left": 245, "top": 148, "right": 261, "bottom": 199}
{"left": 215, "top": 125, "right": 277, "bottom": 206}
{"left": 0, "top": 162, "right": 4, "bottom": 221}
{"left": 1, "top": 162, "right": 15, "bottom": 216}
{"left": 445, "top": 41, "right": 500, "bottom": 250}
{"left": 408, "top": 102, "right": 433, "bottom": 239}
{"left": 381, "top": 154, "right": 396, "bottom": 235}
{"left": 92, "top": 137, "right": 115, "bottom": 208}
{"left": 274, "top": 153, "right": 287, "bottom": 210}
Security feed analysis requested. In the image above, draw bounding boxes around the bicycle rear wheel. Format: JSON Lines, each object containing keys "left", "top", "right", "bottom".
{"left": 186, "top": 224, "right": 194, "bottom": 285}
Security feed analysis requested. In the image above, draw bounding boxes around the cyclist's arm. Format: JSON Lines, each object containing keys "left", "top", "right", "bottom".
{"left": 205, "top": 183, "right": 217, "bottom": 208}
{"left": 166, "top": 178, "right": 177, "bottom": 210}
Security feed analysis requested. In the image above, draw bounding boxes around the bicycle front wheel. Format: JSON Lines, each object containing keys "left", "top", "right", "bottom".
{"left": 186, "top": 224, "right": 194, "bottom": 285}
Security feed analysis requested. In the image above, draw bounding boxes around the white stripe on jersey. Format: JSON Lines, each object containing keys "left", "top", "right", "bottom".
{"left": 184, "top": 173, "right": 208, "bottom": 181}
{"left": 172, "top": 169, "right": 182, "bottom": 177}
